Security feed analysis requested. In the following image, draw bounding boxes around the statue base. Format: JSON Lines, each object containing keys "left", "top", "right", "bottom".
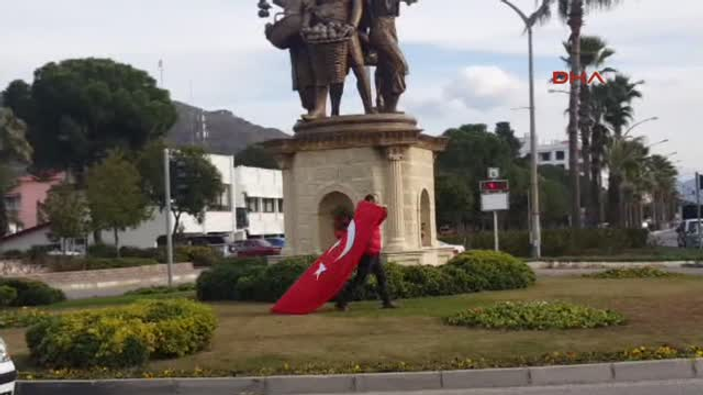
{"left": 264, "top": 114, "right": 454, "bottom": 266}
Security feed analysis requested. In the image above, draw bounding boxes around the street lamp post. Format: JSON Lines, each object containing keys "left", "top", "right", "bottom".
{"left": 500, "top": 0, "right": 550, "bottom": 259}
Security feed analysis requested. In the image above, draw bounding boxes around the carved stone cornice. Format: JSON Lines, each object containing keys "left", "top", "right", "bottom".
{"left": 263, "top": 114, "right": 448, "bottom": 155}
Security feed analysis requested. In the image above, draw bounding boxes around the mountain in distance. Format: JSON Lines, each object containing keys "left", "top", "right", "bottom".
{"left": 166, "top": 101, "right": 289, "bottom": 155}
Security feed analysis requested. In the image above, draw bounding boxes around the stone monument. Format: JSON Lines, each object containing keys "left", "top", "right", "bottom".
{"left": 258, "top": 0, "right": 454, "bottom": 265}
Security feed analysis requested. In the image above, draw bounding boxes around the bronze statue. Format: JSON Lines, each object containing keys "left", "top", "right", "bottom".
{"left": 258, "top": 0, "right": 415, "bottom": 119}
{"left": 301, "top": 0, "right": 374, "bottom": 120}
{"left": 264, "top": 0, "right": 317, "bottom": 116}
{"left": 366, "top": 0, "right": 414, "bottom": 113}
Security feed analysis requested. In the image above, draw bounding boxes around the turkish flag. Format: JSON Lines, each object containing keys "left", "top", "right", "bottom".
{"left": 271, "top": 201, "right": 388, "bottom": 315}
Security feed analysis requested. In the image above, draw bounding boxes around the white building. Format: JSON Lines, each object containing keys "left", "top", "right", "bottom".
{"left": 0, "top": 155, "right": 285, "bottom": 251}
{"left": 519, "top": 136, "right": 581, "bottom": 170}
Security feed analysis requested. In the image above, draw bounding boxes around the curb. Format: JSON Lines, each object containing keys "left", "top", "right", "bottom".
{"left": 528, "top": 260, "right": 695, "bottom": 269}
{"left": 16, "top": 358, "right": 703, "bottom": 394}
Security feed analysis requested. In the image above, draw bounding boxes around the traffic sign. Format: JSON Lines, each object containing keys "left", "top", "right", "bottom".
{"left": 480, "top": 180, "right": 509, "bottom": 194}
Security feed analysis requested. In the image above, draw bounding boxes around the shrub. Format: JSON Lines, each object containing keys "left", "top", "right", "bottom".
{"left": 178, "top": 246, "right": 221, "bottom": 267}
{"left": 445, "top": 250, "right": 536, "bottom": 291}
{"left": 124, "top": 283, "right": 196, "bottom": 296}
{"left": 585, "top": 267, "right": 675, "bottom": 279}
{"left": 51, "top": 257, "right": 159, "bottom": 272}
{"left": 0, "top": 278, "right": 66, "bottom": 306}
{"left": 26, "top": 299, "right": 217, "bottom": 369}
{"left": 0, "top": 286, "right": 18, "bottom": 307}
{"left": 1, "top": 250, "right": 25, "bottom": 260}
{"left": 441, "top": 229, "right": 649, "bottom": 258}
{"left": 196, "top": 258, "right": 268, "bottom": 301}
{"left": 445, "top": 301, "right": 626, "bottom": 330}
{"left": 197, "top": 251, "right": 535, "bottom": 303}
{"left": 0, "top": 308, "right": 51, "bottom": 329}
{"left": 87, "top": 243, "right": 118, "bottom": 258}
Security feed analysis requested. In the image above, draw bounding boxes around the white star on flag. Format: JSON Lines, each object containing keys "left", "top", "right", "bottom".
{"left": 314, "top": 263, "right": 327, "bottom": 280}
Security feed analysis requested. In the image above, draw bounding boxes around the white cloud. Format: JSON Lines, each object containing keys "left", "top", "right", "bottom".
{"left": 443, "top": 66, "right": 522, "bottom": 110}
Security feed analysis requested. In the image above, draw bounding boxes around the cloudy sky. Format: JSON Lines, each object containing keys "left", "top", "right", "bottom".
{"left": 2, "top": 0, "right": 702, "bottom": 176}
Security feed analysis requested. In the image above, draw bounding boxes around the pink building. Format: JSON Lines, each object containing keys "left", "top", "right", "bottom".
{"left": 3, "top": 173, "right": 65, "bottom": 234}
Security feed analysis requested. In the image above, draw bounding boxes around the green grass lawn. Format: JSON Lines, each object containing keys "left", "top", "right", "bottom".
{"left": 3, "top": 276, "right": 703, "bottom": 376}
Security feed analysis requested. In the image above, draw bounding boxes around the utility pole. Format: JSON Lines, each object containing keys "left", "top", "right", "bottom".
{"left": 158, "top": 60, "right": 164, "bottom": 88}
{"left": 163, "top": 148, "right": 174, "bottom": 287}
{"left": 500, "top": 0, "right": 548, "bottom": 258}
{"left": 697, "top": 172, "right": 702, "bottom": 250}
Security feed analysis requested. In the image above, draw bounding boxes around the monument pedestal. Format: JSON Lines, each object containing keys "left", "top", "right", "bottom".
{"left": 264, "top": 114, "right": 453, "bottom": 266}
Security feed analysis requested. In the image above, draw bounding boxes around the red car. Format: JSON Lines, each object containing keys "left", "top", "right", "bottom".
{"left": 230, "top": 239, "right": 281, "bottom": 257}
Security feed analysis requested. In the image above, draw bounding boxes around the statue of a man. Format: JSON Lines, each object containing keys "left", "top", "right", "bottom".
{"left": 366, "top": 0, "right": 413, "bottom": 113}
{"left": 301, "top": 0, "right": 375, "bottom": 120}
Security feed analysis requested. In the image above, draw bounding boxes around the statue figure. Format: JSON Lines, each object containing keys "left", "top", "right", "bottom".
{"left": 263, "top": 0, "right": 317, "bottom": 117}
{"left": 301, "top": 0, "right": 375, "bottom": 120}
{"left": 258, "top": 0, "right": 415, "bottom": 119}
{"left": 366, "top": 0, "right": 415, "bottom": 113}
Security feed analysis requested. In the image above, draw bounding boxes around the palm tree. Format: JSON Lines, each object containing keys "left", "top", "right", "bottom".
{"left": 0, "top": 107, "right": 32, "bottom": 236}
{"left": 562, "top": 36, "right": 615, "bottom": 226}
{"left": 602, "top": 75, "right": 644, "bottom": 227}
{"left": 538, "top": 0, "right": 623, "bottom": 229}
{"left": 646, "top": 155, "right": 678, "bottom": 227}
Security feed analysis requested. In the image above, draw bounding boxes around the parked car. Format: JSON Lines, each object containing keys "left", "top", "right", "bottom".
{"left": 439, "top": 241, "right": 466, "bottom": 256}
{"left": 187, "top": 234, "right": 234, "bottom": 257}
{"left": 265, "top": 237, "right": 286, "bottom": 249}
{"left": 676, "top": 219, "right": 703, "bottom": 248}
{"left": 229, "top": 239, "right": 281, "bottom": 257}
{"left": 0, "top": 337, "right": 17, "bottom": 395}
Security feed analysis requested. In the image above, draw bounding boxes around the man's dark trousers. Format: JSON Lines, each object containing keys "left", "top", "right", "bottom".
{"left": 337, "top": 254, "right": 392, "bottom": 307}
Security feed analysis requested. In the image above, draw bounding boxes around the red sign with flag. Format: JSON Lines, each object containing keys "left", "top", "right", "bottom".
{"left": 271, "top": 201, "right": 388, "bottom": 315}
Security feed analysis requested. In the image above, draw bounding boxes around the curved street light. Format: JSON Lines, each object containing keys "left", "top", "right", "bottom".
{"left": 499, "top": 0, "right": 551, "bottom": 259}
{"left": 624, "top": 117, "right": 660, "bottom": 137}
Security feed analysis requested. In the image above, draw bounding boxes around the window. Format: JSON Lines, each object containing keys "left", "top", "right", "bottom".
{"left": 263, "top": 198, "right": 276, "bottom": 213}
{"left": 4, "top": 194, "right": 20, "bottom": 211}
{"left": 211, "top": 185, "right": 231, "bottom": 211}
{"left": 247, "top": 197, "right": 260, "bottom": 213}
{"left": 555, "top": 151, "right": 565, "bottom": 160}
{"left": 539, "top": 152, "right": 551, "bottom": 162}
{"left": 277, "top": 199, "right": 284, "bottom": 213}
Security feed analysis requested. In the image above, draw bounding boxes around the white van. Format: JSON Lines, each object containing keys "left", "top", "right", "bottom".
{"left": 0, "top": 337, "right": 16, "bottom": 395}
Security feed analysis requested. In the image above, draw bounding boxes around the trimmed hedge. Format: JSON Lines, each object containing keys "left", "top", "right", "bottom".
{"left": 26, "top": 299, "right": 217, "bottom": 369}
{"left": 0, "top": 286, "right": 17, "bottom": 307}
{"left": 197, "top": 251, "right": 535, "bottom": 303}
{"left": 445, "top": 301, "right": 626, "bottom": 330}
{"left": 0, "top": 278, "right": 66, "bottom": 306}
{"left": 51, "top": 257, "right": 159, "bottom": 272}
{"left": 585, "top": 267, "right": 675, "bottom": 279}
{"left": 124, "top": 283, "right": 196, "bottom": 296}
{"left": 442, "top": 229, "right": 649, "bottom": 258}
{"left": 0, "top": 308, "right": 50, "bottom": 329}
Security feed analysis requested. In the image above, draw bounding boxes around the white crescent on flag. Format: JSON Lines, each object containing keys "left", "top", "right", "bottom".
{"left": 335, "top": 220, "right": 356, "bottom": 262}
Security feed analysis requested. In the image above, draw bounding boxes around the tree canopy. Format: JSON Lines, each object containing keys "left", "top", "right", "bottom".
{"left": 2, "top": 58, "right": 177, "bottom": 181}
{"left": 86, "top": 151, "right": 152, "bottom": 255}
{"left": 40, "top": 183, "right": 91, "bottom": 245}
{"left": 235, "top": 144, "right": 280, "bottom": 169}
{"left": 138, "top": 144, "right": 224, "bottom": 235}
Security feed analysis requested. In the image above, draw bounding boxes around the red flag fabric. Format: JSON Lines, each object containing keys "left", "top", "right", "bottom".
{"left": 271, "top": 201, "right": 388, "bottom": 315}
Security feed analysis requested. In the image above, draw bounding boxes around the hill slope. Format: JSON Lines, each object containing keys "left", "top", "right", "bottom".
{"left": 167, "top": 102, "right": 288, "bottom": 155}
